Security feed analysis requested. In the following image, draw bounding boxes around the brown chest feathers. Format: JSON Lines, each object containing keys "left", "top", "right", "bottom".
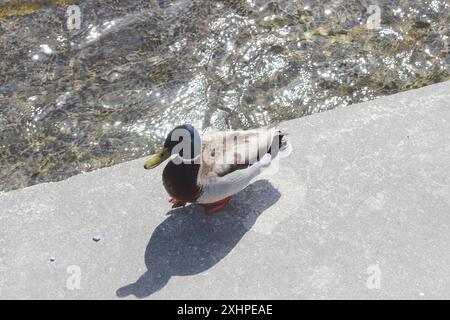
{"left": 162, "top": 161, "right": 201, "bottom": 202}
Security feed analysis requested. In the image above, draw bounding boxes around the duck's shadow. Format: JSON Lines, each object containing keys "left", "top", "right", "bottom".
{"left": 116, "top": 179, "right": 280, "bottom": 298}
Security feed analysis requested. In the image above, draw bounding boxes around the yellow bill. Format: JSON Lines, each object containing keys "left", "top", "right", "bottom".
{"left": 144, "top": 147, "right": 170, "bottom": 169}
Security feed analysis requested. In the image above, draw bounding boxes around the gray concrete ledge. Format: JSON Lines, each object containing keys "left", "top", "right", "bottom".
{"left": 1, "top": 81, "right": 450, "bottom": 299}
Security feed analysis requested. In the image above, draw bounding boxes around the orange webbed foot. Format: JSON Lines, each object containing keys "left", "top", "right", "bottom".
{"left": 203, "top": 197, "right": 232, "bottom": 214}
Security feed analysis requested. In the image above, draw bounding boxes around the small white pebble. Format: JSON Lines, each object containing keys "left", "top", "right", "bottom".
{"left": 49, "top": 257, "right": 56, "bottom": 262}
{"left": 93, "top": 235, "right": 101, "bottom": 242}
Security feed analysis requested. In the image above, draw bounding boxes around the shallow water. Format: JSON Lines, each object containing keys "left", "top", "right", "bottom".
{"left": 0, "top": 0, "right": 449, "bottom": 191}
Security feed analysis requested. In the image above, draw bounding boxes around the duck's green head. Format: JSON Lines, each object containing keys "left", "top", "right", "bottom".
{"left": 144, "top": 124, "right": 200, "bottom": 169}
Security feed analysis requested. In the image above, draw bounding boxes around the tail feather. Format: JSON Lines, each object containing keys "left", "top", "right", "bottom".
{"left": 268, "top": 129, "right": 292, "bottom": 158}
{"left": 278, "top": 134, "right": 292, "bottom": 158}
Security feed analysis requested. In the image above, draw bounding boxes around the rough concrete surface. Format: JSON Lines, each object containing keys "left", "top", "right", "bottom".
{"left": 1, "top": 81, "right": 449, "bottom": 299}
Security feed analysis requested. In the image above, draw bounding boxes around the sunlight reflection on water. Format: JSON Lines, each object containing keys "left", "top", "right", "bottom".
{"left": 0, "top": 0, "right": 449, "bottom": 191}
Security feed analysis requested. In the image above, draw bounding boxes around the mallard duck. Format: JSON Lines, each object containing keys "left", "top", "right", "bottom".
{"left": 144, "top": 124, "right": 292, "bottom": 213}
